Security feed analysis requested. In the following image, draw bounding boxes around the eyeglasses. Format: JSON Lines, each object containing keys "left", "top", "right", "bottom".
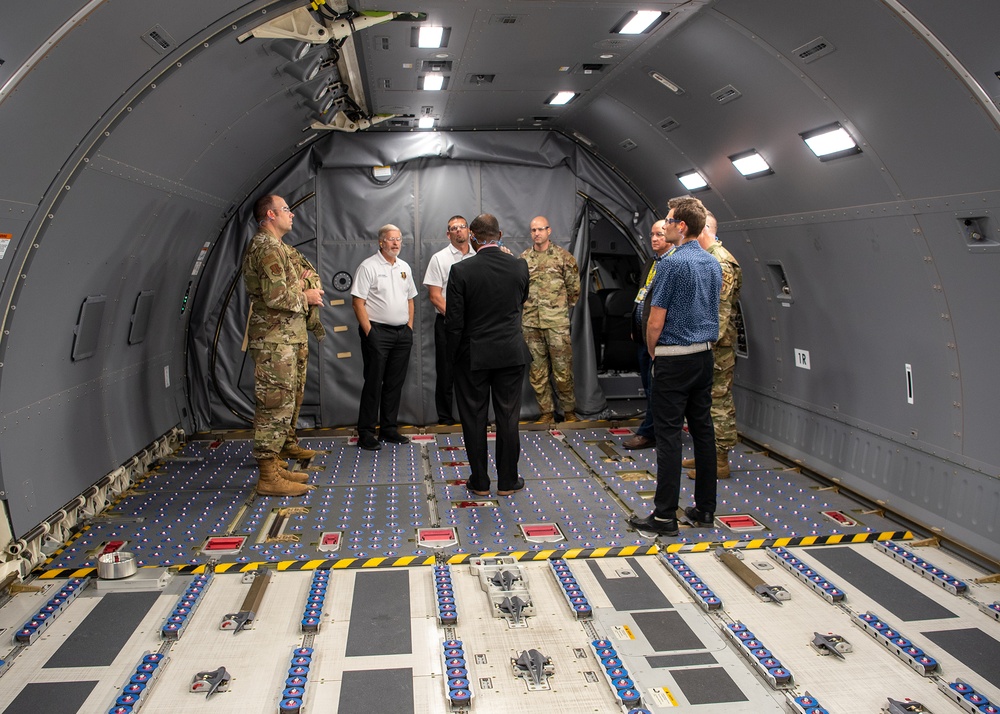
{"left": 530, "top": 226, "right": 550, "bottom": 232}
{"left": 665, "top": 218, "right": 683, "bottom": 224}
{"left": 448, "top": 224, "right": 467, "bottom": 232}
{"left": 274, "top": 206, "right": 291, "bottom": 213}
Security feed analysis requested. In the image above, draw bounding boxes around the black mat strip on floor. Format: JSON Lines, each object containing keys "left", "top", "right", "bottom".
{"left": 1, "top": 681, "right": 99, "bottom": 714}
{"left": 44, "top": 591, "right": 162, "bottom": 668}
{"left": 921, "top": 627, "right": 1000, "bottom": 689}
{"left": 806, "top": 546, "right": 957, "bottom": 622}
{"left": 339, "top": 668, "right": 414, "bottom": 714}
{"left": 587, "top": 558, "right": 671, "bottom": 611}
{"left": 647, "top": 652, "right": 717, "bottom": 668}
{"left": 671, "top": 667, "right": 748, "bottom": 704}
{"left": 345, "top": 570, "right": 412, "bottom": 657}
{"left": 632, "top": 610, "right": 703, "bottom": 651}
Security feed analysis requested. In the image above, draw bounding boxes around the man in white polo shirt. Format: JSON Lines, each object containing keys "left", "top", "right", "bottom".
{"left": 352, "top": 224, "right": 418, "bottom": 450}
{"left": 422, "top": 215, "right": 475, "bottom": 424}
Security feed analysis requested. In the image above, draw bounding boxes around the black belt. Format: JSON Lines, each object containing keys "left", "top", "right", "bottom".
{"left": 371, "top": 321, "right": 407, "bottom": 329}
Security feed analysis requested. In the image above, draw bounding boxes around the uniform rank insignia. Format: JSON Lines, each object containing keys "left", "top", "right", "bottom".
{"left": 269, "top": 264, "right": 282, "bottom": 276}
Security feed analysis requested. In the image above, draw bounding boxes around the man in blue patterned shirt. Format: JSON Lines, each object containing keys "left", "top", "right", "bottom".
{"left": 627, "top": 196, "right": 722, "bottom": 536}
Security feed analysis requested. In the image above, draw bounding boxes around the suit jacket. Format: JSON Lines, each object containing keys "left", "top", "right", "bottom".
{"left": 630, "top": 254, "right": 657, "bottom": 344}
{"left": 446, "top": 247, "right": 532, "bottom": 370}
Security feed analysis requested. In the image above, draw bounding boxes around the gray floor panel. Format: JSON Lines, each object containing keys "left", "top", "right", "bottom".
{"left": 807, "top": 546, "right": 958, "bottom": 621}
{"left": 44, "top": 591, "right": 162, "bottom": 668}
{"left": 339, "top": 668, "right": 414, "bottom": 714}
{"left": 345, "top": 570, "right": 412, "bottom": 656}
{"left": 632, "top": 609, "right": 704, "bottom": 651}
{"left": 0, "top": 681, "right": 99, "bottom": 714}
{"left": 587, "top": 557, "right": 673, "bottom": 611}
{"left": 921, "top": 627, "right": 1000, "bottom": 689}
{"left": 671, "top": 666, "right": 750, "bottom": 705}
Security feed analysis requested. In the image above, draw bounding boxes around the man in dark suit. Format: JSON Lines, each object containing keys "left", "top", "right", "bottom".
{"left": 446, "top": 214, "right": 531, "bottom": 497}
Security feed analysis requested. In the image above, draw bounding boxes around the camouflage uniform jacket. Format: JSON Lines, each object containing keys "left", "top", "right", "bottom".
{"left": 706, "top": 241, "right": 742, "bottom": 347}
{"left": 243, "top": 230, "right": 319, "bottom": 347}
{"left": 519, "top": 243, "right": 580, "bottom": 329}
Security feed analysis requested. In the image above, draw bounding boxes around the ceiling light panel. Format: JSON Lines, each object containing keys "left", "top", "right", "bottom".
{"left": 729, "top": 150, "right": 773, "bottom": 178}
{"left": 677, "top": 171, "right": 709, "bottom": 191}
{"left": 546, "top": 91, "right": 577, "bottom": 106}
{"left": 801, "top": 123, "right": 861, "bottom": 160}
{"left": 614, "top": 10, "right": 666, "bottom": 35}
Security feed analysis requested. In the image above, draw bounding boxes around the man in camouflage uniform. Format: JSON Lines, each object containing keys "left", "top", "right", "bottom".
{"left": 243, "top": 194, "right": 325, "bottom": 496}
{"left": 520, "top": 216, "right": 581, "bottom": 423}
{"left": 685, "top": 211, "right": 742, "bottom": 479}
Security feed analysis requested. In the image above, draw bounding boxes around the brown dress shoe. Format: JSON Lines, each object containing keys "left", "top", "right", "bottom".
{"left": 681, "top": 457, "right": 696, "bottom": 468}
{"left": 622, "top": 434, "right": 655, "bottom": 450}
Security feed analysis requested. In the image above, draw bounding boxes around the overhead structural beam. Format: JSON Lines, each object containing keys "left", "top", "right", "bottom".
{"left": 241, "top": 7, "right": 402, "bottom": 131}
{"left": 238, "top": 7, "right": 398, "bottom": 43}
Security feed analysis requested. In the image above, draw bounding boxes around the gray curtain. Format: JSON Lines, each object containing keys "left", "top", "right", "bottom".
{"left": 188, "top": 130, "right": 655, "bottom": 429}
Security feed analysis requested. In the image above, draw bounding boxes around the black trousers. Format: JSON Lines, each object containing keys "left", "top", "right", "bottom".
{"left": 357, "top": 323, "right": 412, "bottom": 439}
{"left": 434, "top": 314, "right": 455, "bottom": 422}
{"left": 454, "top": 362, "right": 526, "bottom": 492}
{"left": 652, "top": 350, "right": 717, "bottom": 518}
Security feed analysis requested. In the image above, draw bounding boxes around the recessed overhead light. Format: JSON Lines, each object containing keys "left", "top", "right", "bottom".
{"left": 418, "top": 26, "right": 445, "bottom": 48}
{"left": 677, "top": 171, "right": 709, "bottom": 191}
{"left": 800, "top": 123, "right": 861, "bottom": 160}
{"left": 599, "top": 53, "right": 616, "bottom": 60}
{"left": 421, "top": 74, "right": 445, "bottom": 91}
{"left": 546, "top": 91, "right": 577, "bottom": 106}
{"left": 418, "top": 116, "right": 436, "bottom": 129}
{"left": 729, "top": 150, "right": 773, "bottom": 178}
{"left": 613, "top": 10, "right": 666, "bottom": 35}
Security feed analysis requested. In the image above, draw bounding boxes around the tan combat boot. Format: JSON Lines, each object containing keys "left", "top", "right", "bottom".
{"left": 279, "top": 442, "right": 318, "bottom": 460}
{"left": 563, "top": 411, "right": 579, "bottom": 423}
{"left": 538, "top": 412, "right": 555, "bottom": 424}
{"left": 686, "top": 450, "right": 731, "bottom": 480}
{"left": 256, "top": 457, "right": 312, "bottom": 497}
{"left": 278, "top": 463, "right": 311, "bottom": 484}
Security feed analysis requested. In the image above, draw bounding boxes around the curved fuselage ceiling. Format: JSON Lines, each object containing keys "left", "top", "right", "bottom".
{"left": 0, "top": 1, "right": 997, "bottom": 559}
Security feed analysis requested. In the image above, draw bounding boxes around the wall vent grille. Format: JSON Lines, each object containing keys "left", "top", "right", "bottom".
{"left": 490, "top": 14, "right": 524, "bottom": 25}
{"left": 712, "top": 85, "right": 742, "bottom": 104}
{"left": 141, "top": 25, "right": 175, "bottom": 55}
{"left": 619, "top": 138, "right": 638, "bottom": 151}
{"left": 658, "top": 117, "right": 680, "bottom": 132}
{"left": 793, "top": 37, "right": 836, "bottom": 63}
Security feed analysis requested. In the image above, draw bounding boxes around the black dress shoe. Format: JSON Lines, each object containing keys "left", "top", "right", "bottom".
{"left": 627, "top": 514, "right": 679, "bottom": 536}
{"left": 684, "top": 506, "right": 715, "bottom": 527}
{"left": 497, "top": 477, "right": 525, "bottom": 496}
{"left": 379, "top": 432, "right": 410, "bottom": 444}
{"left": 622, "top": 434, "right": 656, "bottom": 450}
{"left": 358, "top": 437, "right": 381, "bottom": 451}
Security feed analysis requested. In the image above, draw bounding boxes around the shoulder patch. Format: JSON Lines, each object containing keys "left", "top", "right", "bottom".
{"left": 269, "top": 263, "right": 282, "bottom": 276}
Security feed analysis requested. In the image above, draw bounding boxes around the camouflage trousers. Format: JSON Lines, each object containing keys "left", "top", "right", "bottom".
{"left": 249, "top": 342, "right": 308, "bottom": 459}
{"left": 524, "top": 325, "right": 575, "bottom": 414}
{"left": 711, "top": 345, "right": 737, "bottom": 451}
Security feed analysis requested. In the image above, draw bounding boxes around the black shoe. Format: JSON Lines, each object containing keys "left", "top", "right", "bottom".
{"left": 358, "top": 437, "right": 381, "bottom": 451}
{"left": 684, "top": 506, "right": 715, "bottom": 528}
{"left": 379, "top": 432, "right": 410, "bottom": 444}
{"left": 627, "top": 514, "right": 679, "bottom": 536}
{"left": 622, "top": 434, "right": 656, "bottom": 450}
{"left": 497, "top": 477, "right": 525, "bottom": 496}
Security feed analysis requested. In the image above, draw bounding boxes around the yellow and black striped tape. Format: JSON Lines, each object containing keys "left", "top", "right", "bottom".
{"left": 34, "top": 531, "right": 911, "bottom": 577}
